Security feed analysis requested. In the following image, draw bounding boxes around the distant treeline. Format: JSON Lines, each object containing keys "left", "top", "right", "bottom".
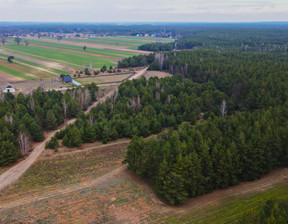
{"left": 0, "top": 84, "right": 98, "bottom": 166}
{"left": 1, "top": 23, "right": 288, "bottom": 49}
{"left": 137, "top": 39, "right": 203, "bottom": 52}
{"left": 138, "top": 42, "right": 174, "bottom": 52}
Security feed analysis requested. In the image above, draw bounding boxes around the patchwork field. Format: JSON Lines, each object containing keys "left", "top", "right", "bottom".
{"left": 0, "top": 35, "right": 173, "bottom": 86}
{"left": 0, "top": 138, "right": 287, "bottom": 223}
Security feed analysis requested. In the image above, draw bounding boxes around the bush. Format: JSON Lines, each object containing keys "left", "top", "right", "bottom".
{"left": 45, "top": 136, "right": 59, "bottom": 149}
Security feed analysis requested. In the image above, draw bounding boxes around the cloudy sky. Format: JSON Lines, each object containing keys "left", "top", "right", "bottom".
{"left": 0, "top": 0, "right": 287, "bottom": 22}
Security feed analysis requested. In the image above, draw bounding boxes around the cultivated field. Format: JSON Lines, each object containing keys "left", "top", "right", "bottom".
{"left": 0, "top": 138, "right": 287, "bottom": 223}
{"left": 0, "top": 35, "right": 173, "bottom": 86}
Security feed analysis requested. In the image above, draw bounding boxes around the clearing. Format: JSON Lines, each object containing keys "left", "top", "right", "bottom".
{"left": 0, "top": 138, "right": 287, "bottom": 223}
{"left": 75, "top": 73, "right": 132, "bottom": 85}
{"left": 143, "top": 70, "right": 172, "bottom": 79}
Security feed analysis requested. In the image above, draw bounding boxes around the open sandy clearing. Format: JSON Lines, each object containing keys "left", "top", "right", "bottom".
{"left": 143, "top": 70, "right": 172, "bottom": 79}
{"left": 0, "top": 138, "right": 287, "bottom": 224}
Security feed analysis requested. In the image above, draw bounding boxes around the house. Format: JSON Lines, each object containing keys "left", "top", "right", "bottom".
{"left": 2, "top": 83, "right": 15, "bottom": 93}
{"left": 62, "top": 75, "right": 72, "bottom": 83}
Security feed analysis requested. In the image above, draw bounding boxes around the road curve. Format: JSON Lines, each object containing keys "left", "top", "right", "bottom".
{"left": 0, "top": 67, "right": 147, "bottom": 192}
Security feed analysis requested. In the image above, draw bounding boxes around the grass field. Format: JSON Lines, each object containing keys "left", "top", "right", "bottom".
{"left": 2, "top": 42, "right": 117, "bottom": 69}
{"left": 0, "top": 35, "right": 159, "bottom": 83}
{"left": 0, "top": 35, "right": 172, "bottom": 84}
{"left": 0, "top": 137, "right": 287, "bottom": 223}
{"left": 160, "top": 183, "right": 288, "bottom": 223}
{"left": 41, "top": 35, "right": 174, "bottom": 50}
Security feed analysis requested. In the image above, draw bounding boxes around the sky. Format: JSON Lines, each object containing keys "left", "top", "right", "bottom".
{"left": 0, "top": 0, "right": 287, "bottom": 23}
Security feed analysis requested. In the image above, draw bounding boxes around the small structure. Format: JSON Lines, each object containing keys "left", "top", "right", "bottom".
{"left": 72, "top": 80, "right": 82, "bottom": 86}
{"left": 2, "top": 83, "right": 15, "bottom": 93}
{"left": 62, "top": 75, "right": 72, "bottom": 83}
{"left": 156, "top": 39, "right": 163, "bottom": 43}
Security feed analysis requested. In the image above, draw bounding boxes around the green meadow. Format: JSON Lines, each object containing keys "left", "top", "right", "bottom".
{"left": 3, "top": 42, "right": 117, "bottom": 69}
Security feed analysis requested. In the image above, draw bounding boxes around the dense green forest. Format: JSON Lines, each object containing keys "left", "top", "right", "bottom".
{"left": 138, "top": 39, "right": 203, "bottom": 52}
{"left": 50, "top": 74, "right": 224, "bottom": 147}
{"left": 118, "top": 50, "right": 288, "bottom": 204}
{"left": 52, "top": 50, "right": 287, "bottom": 144}
{"left": 42, "top": 25, "right": 288, "bottom": 205}
{"left": 138, "top": 42, "right": 174, "bottom": 52}
{"left": 239, "top": 199, "right": 288, "bottom": 223}
{"left": 0, "top": 84, "right": 98, "bottom": 166}
{"left": 124, "top": 105, "right": 288, "bottom": 204}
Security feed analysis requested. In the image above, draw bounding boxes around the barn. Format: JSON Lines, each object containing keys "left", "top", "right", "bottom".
{"left": 62, "top": 75, "right": 72, "bottom": 83}
{"left": 2, "top": 83, "right": 15, "bottom": 93}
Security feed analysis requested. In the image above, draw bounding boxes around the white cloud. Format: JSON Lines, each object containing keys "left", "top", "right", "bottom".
{"left": 0, "top": 0, "right": 287, "bottom": 22}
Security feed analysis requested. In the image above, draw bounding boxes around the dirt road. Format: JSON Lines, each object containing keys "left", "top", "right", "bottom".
{"left": 0, "top": 67, "right": 147, "bottom": 192}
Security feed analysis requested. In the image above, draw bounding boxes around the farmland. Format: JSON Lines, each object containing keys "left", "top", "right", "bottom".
{"left": 0, "top": 139, "right": 287, "bottom": 223}
{"left": 0, "top": 35, "right": 173, "bottom": 85}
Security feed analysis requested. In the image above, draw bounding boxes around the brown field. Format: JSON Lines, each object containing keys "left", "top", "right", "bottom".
{"left": 11, "top": 79, "right": 70, "bottom": 94}
{"left": 75, "top": 73, "right": 131, "bottom": 85}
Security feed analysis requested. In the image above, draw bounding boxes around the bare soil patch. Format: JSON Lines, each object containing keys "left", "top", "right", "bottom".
{"left": 75, "top": 73, "right": 131, "bottom": 85}
{"left": 144, "top": 70, "right": 172, "bottom": 79}
{"left": 11, "top": 79, "right": 68, "bottom": 94}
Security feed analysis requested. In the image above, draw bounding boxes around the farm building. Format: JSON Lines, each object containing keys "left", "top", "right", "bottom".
{"left": 2, "top": 83, "right": 15, "bottom": 93}
{"left": 62, "top": 75, "right": 72, "bottom": 83}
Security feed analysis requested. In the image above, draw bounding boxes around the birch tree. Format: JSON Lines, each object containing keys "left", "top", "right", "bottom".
{"left": 18, "top": 132, "right": 30, "bottom": 155}
{"left": 220, "top": 100, "right": 227, "bottom": 117}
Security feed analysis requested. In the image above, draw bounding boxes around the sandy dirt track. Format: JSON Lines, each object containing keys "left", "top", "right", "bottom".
{"left": 0, "top": 67, "right": 147, "bottom": 193}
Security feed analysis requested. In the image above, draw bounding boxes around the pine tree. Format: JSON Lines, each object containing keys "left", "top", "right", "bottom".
{"left": 29, "top": 121, "right": 44, "bottom": 142}
{"left": 0, "top": 141, "right": 19, "bottom": 165}
{"left": 83, "top": 124, "right": 96, "bottom": 143}
{"left": 45, "top": 110, "right": 57, "bottom": 130}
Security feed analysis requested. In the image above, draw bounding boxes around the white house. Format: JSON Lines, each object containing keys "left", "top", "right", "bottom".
{"left": 2, "top": 83, "right": 15, "bottom": 93}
